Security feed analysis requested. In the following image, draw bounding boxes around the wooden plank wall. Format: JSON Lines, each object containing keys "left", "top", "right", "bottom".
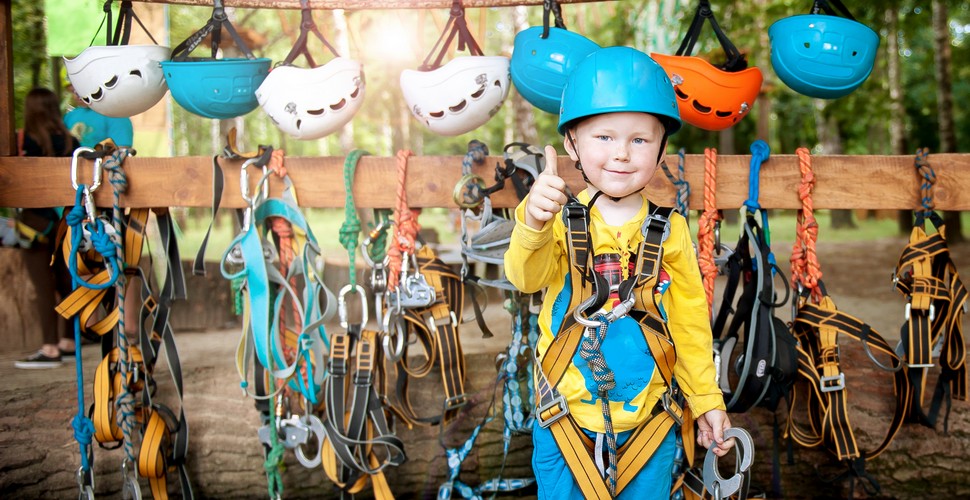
{"left": 1, "top": 153, "right": 968, "bottom": 210}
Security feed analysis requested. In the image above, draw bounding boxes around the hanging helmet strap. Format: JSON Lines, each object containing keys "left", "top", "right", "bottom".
{"left": 419, "top": 0, "right": 483, "bottom": 71}
{"left": 811, "top": 0, "right": 857, "bottom": 21}
{"left": 676, "top": 0, "right": 746, "bottom": 72}
{"left": 540, "top": 0, "right": 567, "bottom": 38}
{"left": 283, "top": 0, "right": 341, "bottom": 68}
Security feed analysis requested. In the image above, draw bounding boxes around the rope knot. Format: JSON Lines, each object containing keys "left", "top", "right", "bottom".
{"left": 72, "top": 414, "right": 95, "bottom": 445}
{"left": 66, "top": 203, "right": 87, "bottom": 228}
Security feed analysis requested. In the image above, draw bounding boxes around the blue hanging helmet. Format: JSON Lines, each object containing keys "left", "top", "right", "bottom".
{"left": 511, "top": 26, "right": 600, "bottom": 115}
{"left": 768, "top": 0, "right": 879, "bottom": 99}
{"left": 162, "top": 2, "right": 271, "bottom": 119}
{"left": 557, "top": 46, "right": 682, "bottom": 135}
{"left": 163, "top": 58, "right": 270, "bottom": 119}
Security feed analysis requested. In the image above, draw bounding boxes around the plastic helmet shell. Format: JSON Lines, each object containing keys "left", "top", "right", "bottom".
{"left": 162, "top": 57, "right": 271, "bottom": 119}
{"left": 64, "top": 45, "right": 171, "bottom": 118}
{"left": 652, "top": 53, "right": 763, "bottom": 131}
{"left": 400, "top": 55, "right": 510, "bottom": 137}
{"left": 510, "top": 26, "right": 600, "bottom": 114}
{"left": 768, "top": 14, "right": 879, "bottom": 99}
{"left": 256, "top": 58, "right": 365, "bottom": 140}
{"left": 558, "top": 46, "right": 681, "bottom": 135}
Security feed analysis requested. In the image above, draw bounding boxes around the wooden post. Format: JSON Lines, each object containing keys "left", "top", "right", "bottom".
{"left": 0, "top": 1, "right": 14, "bottom": 157}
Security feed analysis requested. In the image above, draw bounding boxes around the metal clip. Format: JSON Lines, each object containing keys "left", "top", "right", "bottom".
{"left": 819, "top": 373, "right": 845, "bottom": 392}
{"left": 338, "top": 284, "right": 368, "bottom": 329}
{"left": 904, "top": 302, "right": 936, "bottom": 323}
{"left": 662, "top": 390, "right": 684, "bottom": 427}
{"left": 76, "top": 466, "right": 95, "bottom": 500}
{"left": 71, "top": 147, "right": 103, "bottom": 192}
{"left": 640, "top": 212, "right": 671, "bottom": 243}
{"left": 294, "top": 414, "right": 325, "bottom": 468}
{"left": 703, "top": 427, "right": 755, "bottom": 499}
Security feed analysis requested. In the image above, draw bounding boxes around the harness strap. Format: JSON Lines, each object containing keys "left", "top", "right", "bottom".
{"left": 788, "top": 294, "right": 910, "bottom": 462}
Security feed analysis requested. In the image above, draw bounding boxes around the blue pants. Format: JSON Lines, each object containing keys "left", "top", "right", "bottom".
{"left": 532, "top": 419, "right": 676, "bottom": 499}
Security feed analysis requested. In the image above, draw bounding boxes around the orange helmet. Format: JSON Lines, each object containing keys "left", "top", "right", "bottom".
{"left": 652, "top": 53, "right": 763, "bottom": 131}
{"left": 653, "top": 0, "right": 762, "bottom": 131}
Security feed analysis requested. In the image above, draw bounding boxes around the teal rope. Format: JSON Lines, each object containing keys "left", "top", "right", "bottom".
{"left": 339, "top": 150, "right": 369, "bottom": 287}
{"left": 104, "top": 148, "right": 138, "bottom": 470}
{"left": 264, "top": 380, "right": 285, "bottom": 499}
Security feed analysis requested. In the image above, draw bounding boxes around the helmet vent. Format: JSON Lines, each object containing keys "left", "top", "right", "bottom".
{"left": 307, "top": 108, "right": 325, "bottom": 116}
{"left": 691, "top": 101, "right": 712, "bottom": 114}
{"left": 105, "top": 76, "right": 119, "bottom": 89}
{"left": 449, "top": 100, "right": 467, "bottom": 113}
{"left": 470, "top": 84, "right": 486, "bottom": 99}
{"left": 330, "top": 98, "right": 347, "bottom": 111}
{"left": 129, "top": 70, "right": 142, "bottom": 79}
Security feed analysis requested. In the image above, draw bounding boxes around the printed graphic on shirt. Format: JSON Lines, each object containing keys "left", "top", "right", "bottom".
{"left": 574, "top": 315, "right": 654, "bottom": 413}
{"left": 549, "top": 272, "right": 572, "bottom": 337}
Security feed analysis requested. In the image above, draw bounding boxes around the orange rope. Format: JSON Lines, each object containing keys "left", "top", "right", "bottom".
{"left": 387, "top": 150, "right": 421, "bottom": 291}
{"left": 790, "top": 147, "right": 823, "bottom": 303}
{"left": 268, "top": 149, "right": 300, "bottom": 375}
{"left": 696, "top": 147, "right": 721, "bottom": 315}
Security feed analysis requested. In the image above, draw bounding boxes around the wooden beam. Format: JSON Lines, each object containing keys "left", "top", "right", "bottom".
{"left": 130, "top": 0, "right": 611, "bottom": 10}
{"left": 1, "top": 153, "right": 968, "bottom": 210}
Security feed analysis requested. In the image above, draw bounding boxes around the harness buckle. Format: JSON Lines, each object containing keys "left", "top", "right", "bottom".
{"left": 444, "top": 393, "right": 468, "bottom": 411}
{"left": 662, "top": 390, "right": 684, "bottom": 426}
{"left": 640, "top": 212, "right": 671, "bottom": 243}
{"left": 536, "top": 393, "right": 570, "bottom": 428}
{"left": 904, "top": 302, "right": 936, "bottom": 322}
{"left": 819, "top": 373, "right": 845, "bottom": 393}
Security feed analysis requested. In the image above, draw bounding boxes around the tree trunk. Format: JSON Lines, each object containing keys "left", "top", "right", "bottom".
{"left": 814, "top": 99, "right": 855, "bottom": 229}
{"left": 932, "top": 0, "right": 962, "bottom": 241}
{"left": 887, "top": 4, "right": 913, "bottom": 234}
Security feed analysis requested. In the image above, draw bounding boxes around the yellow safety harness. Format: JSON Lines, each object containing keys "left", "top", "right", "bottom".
{"left": 534, "top": 199, "right": 692, "bottom": 498}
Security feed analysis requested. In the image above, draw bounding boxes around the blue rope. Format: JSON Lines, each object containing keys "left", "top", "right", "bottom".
{"left": 68, "top": 186, "right": 96, "bottom": 475}
{"left": 659, "top": 148, "right": 691, "bottom": 217}
{"left": 743, "top": 140, "right": 770, "bottom": 213}
{"left": 578, "top": 320, "right": 618, "bottom": 496}
{"left": 65, "top": 189, "right": 121, "bottom": 290}
{"left": 462, "top": 140, "right": 489, "bottom": 175}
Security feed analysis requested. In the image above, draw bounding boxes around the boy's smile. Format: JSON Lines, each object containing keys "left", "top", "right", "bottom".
{"left": 564, "top": 112, "right": 666, "bottom": 200}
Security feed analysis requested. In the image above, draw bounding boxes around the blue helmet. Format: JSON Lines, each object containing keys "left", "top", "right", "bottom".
{"left": 768, "top": 14, "right": 879, "bottom": 99}
{"left": 557, "top": 46, "right": 681, "bottom": 135}
{"left": 510, "top": 26, "right": 600, "bottom": 115}
{"left": 162, "top": 58, "right": 271, "bottom": 119}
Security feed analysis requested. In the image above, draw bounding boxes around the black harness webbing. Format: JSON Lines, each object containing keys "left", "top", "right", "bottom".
{"left": 893, "top": 221, "right": 968, "bottom": 432}
{"left": 534, "top": 198, "right": 691, "bottom": 498}
{"left": 712, "top": 211, "right": 795, "bottom": 414}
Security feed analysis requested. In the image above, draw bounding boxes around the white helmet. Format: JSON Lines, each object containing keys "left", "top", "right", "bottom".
{"left": 64, "top": 45, "right": 171, "bottom": 118}
{"left": 256, "top": 57, "right": 365, "bottom": 140}
{"left": 400, "top": 56, "right": 510, "bottom": 137}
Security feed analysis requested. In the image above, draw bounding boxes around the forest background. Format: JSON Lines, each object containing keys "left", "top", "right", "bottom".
{"left": 7, "top": 0, "right": 970, "bottom": 243}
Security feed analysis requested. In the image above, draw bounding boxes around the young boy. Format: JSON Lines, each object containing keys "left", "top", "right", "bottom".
{"left": 504, "top": 46, "right": 732, "bottom": 499}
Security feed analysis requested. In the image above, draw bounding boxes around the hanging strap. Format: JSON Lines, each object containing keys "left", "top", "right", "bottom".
{"left": 170, "top": 0, "right": 257, "bottom": 61}
{"left": 810, "top": 0, "right": 857, "bottom": 21}
{"left": 541, "top": 0, "right": 567, "bottom": 38}
{"left": 420, "top": 0, "right": 483, "bottom": 71}
{"left": 282, "top": 0, "right": 341, "bottom": 68}
{"left": 675, "top": 0, "right": 746, "bottom": 71}
{"left": 696, "top": 147, "right": 721, "bottom": 316}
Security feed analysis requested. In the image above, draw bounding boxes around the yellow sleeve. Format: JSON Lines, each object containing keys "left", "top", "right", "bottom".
{"left": 662, "top": 213, "right": 726, "bottom": 416}
{"left": 504, "top": 196, "right": 566, "bottom": 294}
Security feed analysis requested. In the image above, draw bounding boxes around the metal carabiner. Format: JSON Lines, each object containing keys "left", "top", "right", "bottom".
{"left": 382, "top": 310, "right": 407, "bottom": 363}
{"left": 572, "top": 294, "right": 605, "bottom": 329}
{"left": 240, "top": 157, "right": 270, "bottom": 206}
{"left": 121, "top": 460, "right": 142, "bottom": 500}
{"left": 71, "top": 147, "right": 103, "bottom": 193}
{"left": 703, "top": 427, "right": 755, "bottom": 499}
{"left": 76, "top": 466, "right": 95, "bottom": 500}
{"left": 338, "top": 284, "right": 369, "bottom": 329}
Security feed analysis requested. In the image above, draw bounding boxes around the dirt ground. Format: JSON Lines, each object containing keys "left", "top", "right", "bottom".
{"left": 1, "top": 235, "right": 968, "bottom": 498}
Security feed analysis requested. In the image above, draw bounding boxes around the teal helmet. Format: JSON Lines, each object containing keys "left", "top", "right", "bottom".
{"left": 510, "top": 26, "right": 600, "bottom": 115}
{"left": 162, "top": 58, "right": 271, "bottom": 119}
{"left": 768, "top": 13, "right": 879, "bottom": 99}
{"left": 557, "top": 46, "right": 681, "bottom": 135}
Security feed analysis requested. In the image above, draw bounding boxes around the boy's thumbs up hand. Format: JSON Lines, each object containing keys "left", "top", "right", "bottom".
{"left": 524, "top": 145, "right": 569, "bottom": 230}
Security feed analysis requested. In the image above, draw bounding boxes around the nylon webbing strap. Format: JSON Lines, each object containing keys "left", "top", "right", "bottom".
{"left": 788, "top": 296, "right": 910, "bottom": 461}
{"left": 893, "top": 225, "right": 968, "bottom": 430}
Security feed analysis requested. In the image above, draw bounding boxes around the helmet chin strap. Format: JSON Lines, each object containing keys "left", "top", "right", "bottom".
{"left": 565, "top": 130, "right": 668, "bottom": 207}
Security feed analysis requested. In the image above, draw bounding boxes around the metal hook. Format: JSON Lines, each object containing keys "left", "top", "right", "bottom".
{"left": 703, "top": 427, "right": 755, "bottom": 499}
{"left": 71, "top": 147, "right": 103, "bottom": 192}
{"left": 338, "top": 284, "right": 369, "bottom": 329}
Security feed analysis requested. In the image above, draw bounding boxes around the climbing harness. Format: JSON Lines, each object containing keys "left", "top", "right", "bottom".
{"left": 317, "top": 149, "right": 405, "bottom": 498}
{"left": 57, "top": 144, "right": 194, "bottom": 499}
{"left": 711, "top": 141, "right": 796, "bottom": 414}
{"left": 534, "top": 192, "right": 691, "bottom": 498}
{"left": 892, "top": 148, "right": 967, "bottom": 432}
{"left": 786, "top": 147, "right": 910, "bottom": 497}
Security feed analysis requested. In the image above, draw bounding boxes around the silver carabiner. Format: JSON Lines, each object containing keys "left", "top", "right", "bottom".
{"left": 240, "top": 157, "right": 270, "bottom": 206}
{"left": 703, "top": 427, "right": 755, "bottom": 499}
{"left": 338, "top": 284, "right": 369, "bottom": 329}
{"left": 573, "top": 294, "right": 605, "bottom": 328}
{"left": 71, "top": 147, "right": 103, "bottom": 192}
